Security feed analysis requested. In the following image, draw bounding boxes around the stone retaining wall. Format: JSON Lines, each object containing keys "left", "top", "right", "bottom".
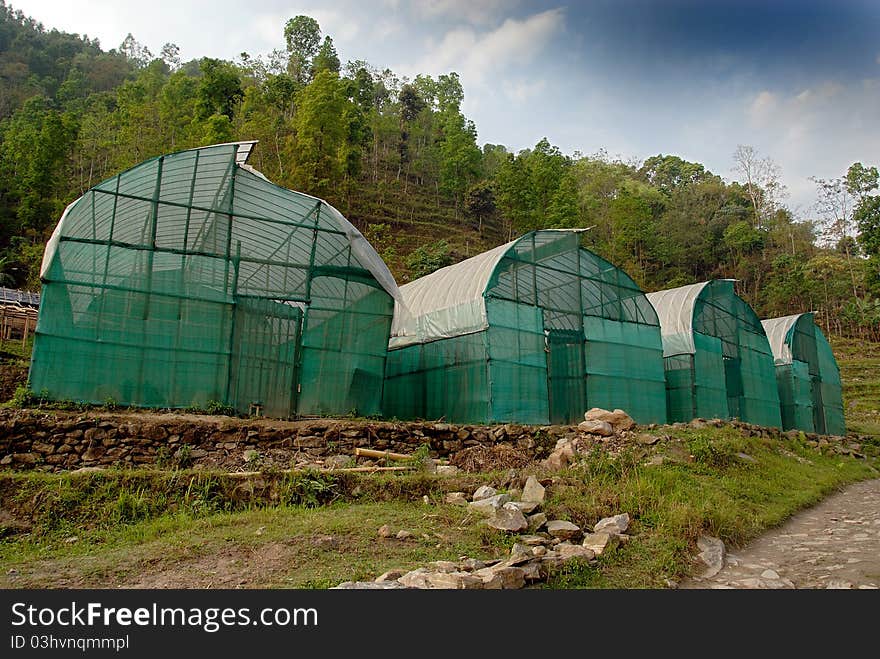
{"left": 0, "top": 409, "right": 567, "bottom": 472}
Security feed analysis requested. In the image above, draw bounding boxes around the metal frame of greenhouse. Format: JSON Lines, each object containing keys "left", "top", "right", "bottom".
{"left": 30, "top": 141, "right": 400, "bottom": 418}
{"left": 761, "top": 312, "right": 845, "bottom": 435}
{"left": 383, "top": 229, "right": 668, "bottom": 425}
{"left": 646, "top": 280, "right": 782, "bottom": 427}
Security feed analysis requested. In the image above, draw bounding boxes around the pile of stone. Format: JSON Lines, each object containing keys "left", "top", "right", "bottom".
{"left": 334, "top": 476, "right": 632, "bottom": 589}
{"left": 541, "top": 407, "right": 642, "bottom": 470}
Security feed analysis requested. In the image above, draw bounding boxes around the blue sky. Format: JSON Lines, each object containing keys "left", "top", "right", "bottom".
{"left": 10, "top": 0, "right": 880, "bottom": 214}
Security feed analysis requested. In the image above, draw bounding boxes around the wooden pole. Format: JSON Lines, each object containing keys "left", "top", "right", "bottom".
{"left": 220, "top": 465, "right": 415, "bottom": 478}
{"left": 354, "top": 447, "right": 416, "bottom": 461}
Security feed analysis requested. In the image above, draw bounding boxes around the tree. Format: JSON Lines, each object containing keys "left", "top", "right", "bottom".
{"left": 195, "top": 58, "right": 243, "bottom": 120}
{"left": 284, "top": 15, "right": 321, "bottom": 83}
{"left": 732, "top": 145, "right": 786, "bottom": 228}
{"left": 639, "top": 154, "right": 711, "bottom": 195}
{"left": 313, "top": 36, "right": 340, "bottom": 75}
{"left": 397, "top": 83, "right": 426, "bottom": 181}
{"left": 855, "top": 195, "right": 880, "bottom": 257}
{"left": 119, "top": 33, "right": 153, "bottom": 69}
{"left": 291, "top": 70, "right": 349, "bottom": 196}
{"left": 846, "top": 162, "right": 879, "bottom": 202}
{"left": 160, "top": 42, "right": 180, "bottom": 71}
{"left": 465, "top": 182, "right": 496, "bottom": 234}
{"left": 437, "top": 110, "right": 481, "bottom": 213}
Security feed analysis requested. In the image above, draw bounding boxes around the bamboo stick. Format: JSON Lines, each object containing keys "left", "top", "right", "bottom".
{"left": 354, "top": 447, "right": 416, "bottom": 461}
{"left": 220, "top": 465, "right": 415, "bottom": 478}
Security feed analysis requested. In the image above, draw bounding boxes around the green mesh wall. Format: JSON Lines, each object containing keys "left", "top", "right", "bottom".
{"left": 691, "top": 281, "right": 782, "bottom": 427}
{"left": 583, "top": 316, "right": 666, "bottom": 423}
{"left": 30, "top": 143, "right": 394, "bottom": 417}
{"left": 384, "top": 230, "right": 667, "bottom": 425}
{"left": 776, "top": 361, "right": 815, "bottom": 432}
{"left": 485, "top": 298, "right": 548, "bottom": 424}
{"left": 815, "top": 331, "right": 845, "bottom": 435}
{"left": 767, "top": 314, "right": 845, "bottom": 435}
{"left": 382, "top": 332, "right": 490, "bottom": 423}
{"left": 663, "top": 333, "right": 728, "bottom": 422}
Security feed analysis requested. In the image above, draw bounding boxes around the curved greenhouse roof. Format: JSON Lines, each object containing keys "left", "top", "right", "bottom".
{"left": 391, "top": 228, "right": 659, "bottom": 348}
{"left": 761, "top": 312, "right": 845, "bottom": 435}
{"left": 646, "top": 279, "right": 780, "bottom": 426}
{"left": 761, "top": 312, "right": 813, "bottom": 365}
{"left": 41, "top": 141, "right": 399, "bottom": 303}
{"left": 31, "top": 141, "right": 400, "bottom": 418}
{"left": 384, "top": 229, "right": 666, "bottom": 425}
{"left": 646, "top": 280, "right": 738, "bottom": 356}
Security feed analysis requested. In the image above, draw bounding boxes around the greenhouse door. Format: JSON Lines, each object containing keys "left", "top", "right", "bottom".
{"left": 229, "top": 298, "right": 301, "bottom": 418}
{"left": 811, "top": 376, "right": 826, "bottom": 435}
{"left": 546, "top": 329, "right": 585, "bottom": 425}
{"left": 723, "top": 356, "right": 743, "bottom": 420}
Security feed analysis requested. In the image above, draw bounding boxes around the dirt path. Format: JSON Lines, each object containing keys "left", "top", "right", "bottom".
{"left": 679, "top": 479, "right": 880, "bottom": 589}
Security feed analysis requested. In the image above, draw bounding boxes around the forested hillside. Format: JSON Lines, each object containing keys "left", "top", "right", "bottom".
{"left": 1, "top": 1, "right": 878, "bottom": 338}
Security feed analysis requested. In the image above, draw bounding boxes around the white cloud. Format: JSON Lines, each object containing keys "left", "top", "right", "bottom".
{"left": 738, "top": 79, "right": 880, "bottom": 213}
{"left": 411, "top": 0, "right": 518, "bottom": 26}
{"left": 403, "top": 8, "right": 565, "bottom": 83}
{"left": 748, "top": 90, "right": 778, "bottom": 126}
{"left": 502, "top": 78, "right": 546, "bottom": 102}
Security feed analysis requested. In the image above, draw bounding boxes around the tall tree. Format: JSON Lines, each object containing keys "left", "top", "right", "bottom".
{"left": 284, "top": 15, "right": 321, "bottom": 84}
{"left": 290, "top": 70, "right": 349, "bottom": 197}
{"left": 732, "top": 145, "right": 786, "bottom": 228}
{"left": 313, "top": 36, "right": 340, "bottom": 75}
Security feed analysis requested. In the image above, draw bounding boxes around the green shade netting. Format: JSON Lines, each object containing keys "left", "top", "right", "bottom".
{"left": 30, "top": 142, "right": 396, "bottom": 417}
{"left": 762, "top": 313, "right": 845, "bottom": 435}
{"left": 384, "top": 230, "right": 667, "bottom": 425}
{"left": 649, "top": 280, "right": 782, "bottom": 426}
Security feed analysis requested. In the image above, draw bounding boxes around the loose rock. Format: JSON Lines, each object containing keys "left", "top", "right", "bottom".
{"left": 333, "top": 581, "right": 407, "bottom": 589}
{"left": 546, "top": 520, "right": 582, "bottom": 540}
{"left": 521, "top": 475, "right": 546, "bottom": 504}
{"left": 444, "top": 492, "right": 469, "bottom": 506}
{"left": 528, "top": 512, "right": 548, "bottom": 531}
{"left": 400, "top": 569, "right": 483, "bottom": 589}
{"left": 486, "top": 504, "right": 528, "bottom": 532}
{"left": 468, "top": 493, "right": 512, "bottom": 515}
{"left": 696, "top": 535, "right": 726, "bottom": 578}
{"left": 555, "top": 543, "right": 596, "bottom": 562}
{"left": 375, "top": 569, "right": 406, "bottom": 582}
{"left": 582, "top": 531, "right": 618, "bottom": 556}
{"left": 593, "top": 513, "right": 630, "bottom": 535}
{"left": 577, "top": 420, "right": 614, "bottom": 437}
{"left": 541, "top": 444, "right": 575, "bottom": 471}
{"left": 377, "top": 524, "right": 392, "bottom": 538}
{"left": 472, "top": 485, "right": 498, "bottom": 501}
{"left": 505, "top": 500, "right": 540, "bottom": 514}
{"left": 584, "top": 408, "right": 635, "bottom": 432}
{"left": 519, "top": 534, "right": 549, "bottom": 546}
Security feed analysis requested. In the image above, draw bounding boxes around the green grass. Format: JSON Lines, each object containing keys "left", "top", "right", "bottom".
{"left": 1, "top": 429, "right": 876, "bottom": 589}
{"left": 0, "top": 336, "right": 34, "bottom": 363}
{"left": 831, "top": 337, "right": 880, "bottom": 437}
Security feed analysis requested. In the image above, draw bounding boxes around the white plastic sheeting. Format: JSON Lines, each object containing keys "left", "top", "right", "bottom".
{"left": 390, "top": 229, "right": 584, "bottom": 349}
{"left": 645, "top": 281, "right": 711, "bottom": 357}
{"left": 761, "top": 312, "right": 814, "bottom": 366}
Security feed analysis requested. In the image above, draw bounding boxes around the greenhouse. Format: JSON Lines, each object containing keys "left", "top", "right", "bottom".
{"left": 30, "top": 141, "right": 399, "bottom": 418}
{"left": 761, "top": 313, "right": 845, "bottom": 435}
{"left": 383, "top": 229, "right": 667, "bottom": 425}
{"left": 646, "top": 280, "right": 781, "bottom": 427}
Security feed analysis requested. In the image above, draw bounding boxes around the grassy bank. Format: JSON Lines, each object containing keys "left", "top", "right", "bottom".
{"left": 1, "top": 427, "right": 876, "bottom": 589}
